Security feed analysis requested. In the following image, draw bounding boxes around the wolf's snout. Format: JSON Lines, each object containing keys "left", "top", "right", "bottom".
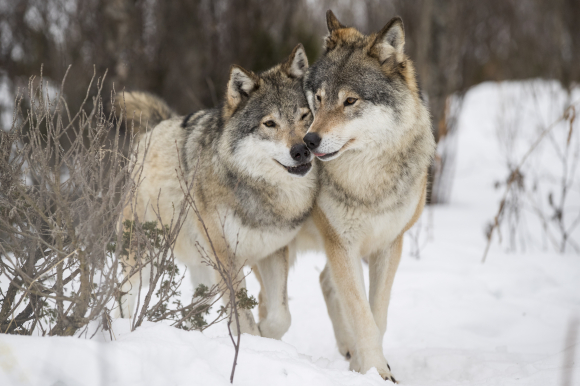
{"left": 290, "top": 143, "right": 310, "bottom": 162}
{"left": 303, "top": 133, "right": 321, "bottom": 150}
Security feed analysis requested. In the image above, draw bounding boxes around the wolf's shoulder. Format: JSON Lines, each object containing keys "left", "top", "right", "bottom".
{"left": 181, "top": 109, "right": 220, "bottom": 131}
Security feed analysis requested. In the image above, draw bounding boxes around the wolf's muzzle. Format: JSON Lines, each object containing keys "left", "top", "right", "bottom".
{"left": 290, "top": 143, "right": 310, "bottom": 163}
{"left": 303, "top": 132, "right": 339, "bottom": 160}
{"left": 303, "top": 133, "right": 321, "bottom": 151}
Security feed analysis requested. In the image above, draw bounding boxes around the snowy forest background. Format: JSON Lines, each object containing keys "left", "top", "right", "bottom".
{"left": 2, "top": 0, "right": 580, "bottom": 202}
{"left": 1, "top": 1, "right": 580, "bottom": 385}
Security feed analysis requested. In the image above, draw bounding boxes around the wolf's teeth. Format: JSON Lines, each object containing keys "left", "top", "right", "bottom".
{"left": 286, "top": 162, "right": 312, "bottom": 175}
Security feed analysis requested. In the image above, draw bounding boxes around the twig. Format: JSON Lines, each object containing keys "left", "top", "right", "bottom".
{"left": 174, "top": 144, "right": 243, "bottom": 383}
{"left": 483, "top": 104, "right": 578, "bottom": 262}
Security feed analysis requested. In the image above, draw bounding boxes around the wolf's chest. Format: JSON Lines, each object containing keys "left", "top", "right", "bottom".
{"left": 358, "top": 194, "right": 419, "bottom": 256}
{"left": 218, "top": 209, "right": 301, "bottom": 265}
{"left": 318, "top": 176, "right": 422, "bottom": 256}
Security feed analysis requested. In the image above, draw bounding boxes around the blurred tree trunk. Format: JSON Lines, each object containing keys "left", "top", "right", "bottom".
{"left": 103, "top": 0, "right": 139, "bottom": 85}
{"left": 412, "top": 0, "right": 467, "bottom": 203}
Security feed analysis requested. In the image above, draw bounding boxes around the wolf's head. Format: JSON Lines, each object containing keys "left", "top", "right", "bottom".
{"left": 303, "top": 11, "right": 426, "bottom": 161}
{"left": 219, "top": 44, "right": 314, "bottom": 178}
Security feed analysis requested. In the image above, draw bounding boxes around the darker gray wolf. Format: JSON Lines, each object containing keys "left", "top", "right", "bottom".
{"left": 116, "top": 44, "right": 317, "bottom": 340}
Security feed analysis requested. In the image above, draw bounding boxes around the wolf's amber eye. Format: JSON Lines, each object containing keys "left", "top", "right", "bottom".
{"left": 300, "top": 111, "right": 310, "bottom": 120}
{"left": 264, "top": 120, "right": 276, "bottom": 128}
{"left": 344, "top": 97, "right": 357, "bottom": 106}
{"left": 316, "top": 95, "right": 321, "bottom": 102}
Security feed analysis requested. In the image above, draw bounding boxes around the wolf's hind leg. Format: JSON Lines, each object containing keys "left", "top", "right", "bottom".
{"left": 254, "top": 246, "right": 292, "bottom": 339}
{"left": 186, "top": 261, "right": 216, "bottom": 289}
{"left": 320, "top": 263, "right": 354, "bottom": 358}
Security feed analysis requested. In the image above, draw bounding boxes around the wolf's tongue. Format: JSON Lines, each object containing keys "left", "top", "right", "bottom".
{"left": 314, "top": 152, "right": 326, "bottom": 157}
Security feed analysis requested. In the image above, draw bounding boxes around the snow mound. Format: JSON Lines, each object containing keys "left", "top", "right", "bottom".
{"left": 0, "top": 321, "right": 387, "bottom": 386}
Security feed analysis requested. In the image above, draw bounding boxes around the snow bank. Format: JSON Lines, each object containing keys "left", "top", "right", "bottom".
{"left": 0, "top": 320, "right": 388, "bottom": 386}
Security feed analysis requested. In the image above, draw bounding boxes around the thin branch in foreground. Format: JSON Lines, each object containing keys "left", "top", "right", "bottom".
{"left": 174, "top": 145, "right": 256, "bottom": 384}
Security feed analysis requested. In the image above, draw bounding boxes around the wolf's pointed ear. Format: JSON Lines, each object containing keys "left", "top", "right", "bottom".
{"left": 326, "top": 10, "right": 345, "bottom": 33}
{"left": 283, "top": 44, "right": 309, "bottom": 78}
{"left": 226, "top": 65, "right": 259, "bottom": 109}
{"left": 324, "top": 10, "right": 346, "bottom": 52}
{"left": 371, "top": 17, "right": 405, "bottom": 64}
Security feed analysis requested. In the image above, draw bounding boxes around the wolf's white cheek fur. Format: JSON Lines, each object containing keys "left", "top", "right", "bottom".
{"left": 316, "top": 104, "right": 402, "bottom": 156}
{"left": 260, "top": 140, "right": 296, "bottom": 167}
{"left": 344, "top": 105, "right": 402, "bottom": 148}
{"left": 317, "top": 134, "right": 349, "bottom": 154}
{"left": 234, "top": 136, "right": 298, "bottom": 177}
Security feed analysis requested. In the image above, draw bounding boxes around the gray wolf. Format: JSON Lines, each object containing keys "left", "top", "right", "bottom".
{"left": 116, "top": 44, "right": 317, "bottom": 339}
{"left": 302, "top": 11, "right": 436, "bottom": 382}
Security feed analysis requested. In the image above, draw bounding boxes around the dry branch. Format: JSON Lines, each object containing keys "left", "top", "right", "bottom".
{"left": 483, "top": 102, "right": 580, "bottom": 262}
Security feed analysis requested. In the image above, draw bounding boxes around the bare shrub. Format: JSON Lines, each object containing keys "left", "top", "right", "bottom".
{"left": 483, "top": 86, "right": 580, "bottom": 261}
{"left": 0, "top": 67, "right": 132, "bottom": 335}
{"left": 0, "top": 68, "right": 222, "bottom": 337}
{"left": 537, "top": 105, "right": 580, "bottom": 253}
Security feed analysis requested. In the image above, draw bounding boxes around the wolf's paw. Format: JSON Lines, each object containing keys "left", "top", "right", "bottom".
{"left": 112, "top": 307, "right": 121, "bottom": 319}
{"left": 384, "top": 373, "right": 397, "bottom": 383}
{"left": 337, "top": 338, "right": 353, "bottom": 359}
{"left": 382, "top": 365, "right": 397, "bottom": 384}
{"left": 257, "top": 310, "right": 291, "bottom": 340}
{"left": 338, "top": 344, "right": 351, "bottom": 359}
{"left": 349, "top": 350, "right": 396, "bottom": 383}
{"left": 232, "top": 309, "right": 261, "bottom": 337}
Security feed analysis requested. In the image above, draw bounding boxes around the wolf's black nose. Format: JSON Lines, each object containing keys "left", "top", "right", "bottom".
{"left": 290, "top": 143, "right": 310, "bottom": 162}
{"left": 303, "top": 133, "right": 321, "bottom": 150}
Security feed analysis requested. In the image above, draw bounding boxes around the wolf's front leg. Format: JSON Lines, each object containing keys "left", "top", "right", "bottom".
{"left": 329, "top": 247, "right": 396, "bottom": 382}
{"left": 115, "top": 273, "right": 139, "bottom": 319}
{"left": 220, "top": 272, "right": 261, "bottom": 336}
{"left": 211, "top": 250, "right": 260, "bottom": 336}
{"left": 198, "top": 213, "right": 261, "bottom": 337}
{"left": 369, "top": 235, "right": 403, "bottom": 342}
{"left": 253, "top": 246, "right": 292, "bottom": 339}
{"left": 314, "top": 209, "right": 396, "bottom": 382}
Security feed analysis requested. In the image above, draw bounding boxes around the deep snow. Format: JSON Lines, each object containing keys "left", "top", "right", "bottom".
{"left": 1, "top": 81, "right": 579, "bottom": 385}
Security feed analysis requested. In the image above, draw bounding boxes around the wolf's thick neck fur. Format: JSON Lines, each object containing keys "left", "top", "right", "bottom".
{"left": 321, "top": 124, "right": 433, "bottom": 214}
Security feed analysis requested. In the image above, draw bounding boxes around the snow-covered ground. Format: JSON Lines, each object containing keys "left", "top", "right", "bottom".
{"left": 1, "top": 81, "right": 579, "bottom": 385}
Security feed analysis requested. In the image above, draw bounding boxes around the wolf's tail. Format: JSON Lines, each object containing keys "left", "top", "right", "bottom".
{"left": 118, "top": 91, "right": 176, "bottom": 135}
